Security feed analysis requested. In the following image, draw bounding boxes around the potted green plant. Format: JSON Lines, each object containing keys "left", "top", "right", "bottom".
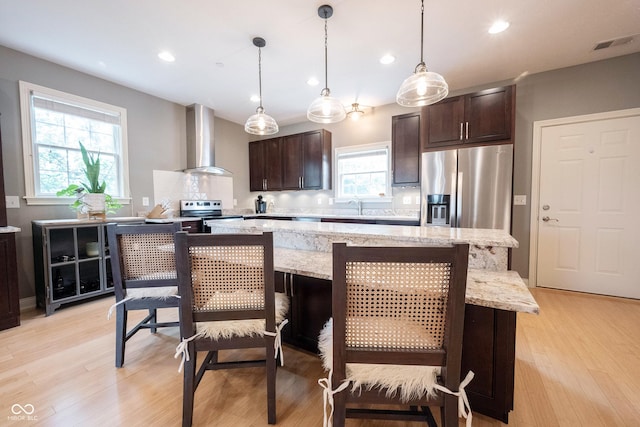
{"left": 56, "top": 142, "right": 121, "bottom": 218}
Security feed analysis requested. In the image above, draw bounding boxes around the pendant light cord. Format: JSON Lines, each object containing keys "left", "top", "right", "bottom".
{"left": 258, "top": 46, "right": 264, "bottom": 110}
{"left": 323, "top": 11, "right": 329, "bottom": 90}
{"left": 419, "top": 0, "right": 425, "bottom": 66}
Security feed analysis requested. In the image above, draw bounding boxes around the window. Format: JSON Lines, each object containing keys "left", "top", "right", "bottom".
{"left": 19, "top": 81, "right": 130, "bottom": 204}
{"left": 334, "top": 142, "right": 391, "bottom": 199}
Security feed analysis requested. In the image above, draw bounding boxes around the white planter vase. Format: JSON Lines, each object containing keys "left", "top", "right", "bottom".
{"left": 83, "top": 193, "right": 106, "bottom": 219}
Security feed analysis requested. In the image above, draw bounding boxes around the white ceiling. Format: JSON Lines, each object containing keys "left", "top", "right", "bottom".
{"left": 1, "top": 0, "right": 638, "bottom": 126}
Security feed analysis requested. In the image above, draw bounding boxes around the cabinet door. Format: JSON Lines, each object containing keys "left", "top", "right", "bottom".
{"left": 461, "top": 304, "right": 516, "bottom": 423}
{"left": 286, "top": 274, "right": 332, "bottom": 354}
{"left": 301, "top": 130, "right": 329, "bottom": 190}
{"left": 423, "top": 96, "right": 465, "bottom": 149}
{"left": 0, "top": 234, "right": 19, "bottom": 330}
{"left": 392, "top": 112, "right": 421, "bottom": 185}
{"left": 264, "top": 137, "right": 283, "bottom": 190}
{"left": 464, "top": 86, "right": 513, "bottom": 144}
{"left": 281, "top": 134, "right": 303, "bottom": 190}
{"left": 249, "top": 141, "right": 265, "bottom": 191}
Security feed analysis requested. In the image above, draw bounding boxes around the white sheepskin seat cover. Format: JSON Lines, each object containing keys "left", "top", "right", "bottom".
{"left": 194, "top": 292, "right": 289, "bottom": 340}
{"left": 318, "top": 318, "right": 441, "bottom": 402}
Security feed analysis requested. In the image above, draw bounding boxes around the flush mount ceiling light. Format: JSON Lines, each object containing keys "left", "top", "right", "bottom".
{"left": 307, "top": 5, "right": 346, "bottom": 124}
{"left": 396, "top": 0, "right": 448, "bottom": 107}
{"left": 347, "top": 103, "right": 365, "bottom": 121}
{"left": 245, "top": 37, "right": 279, "bottom": 135}
{"left": 488, "top": 20, "right": 510, "bottom": 34}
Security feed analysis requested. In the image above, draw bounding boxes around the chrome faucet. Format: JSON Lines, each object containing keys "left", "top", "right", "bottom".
{"left": 348, "top": 199, "right": 362, "bottom": 216}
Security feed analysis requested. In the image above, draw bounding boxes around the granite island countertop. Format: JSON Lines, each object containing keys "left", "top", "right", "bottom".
{"left": 208, "top": 219, "right": 518, "bottom": 271}
{"left": 272, "top": 247, "right": 539, "bottom": 315}
{"left": 208, "top": 219, "right": 518, "bottom": 248}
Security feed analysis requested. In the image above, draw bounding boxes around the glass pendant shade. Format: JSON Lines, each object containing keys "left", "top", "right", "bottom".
{"left": 245, "top": 106, "right": 279, "bottom": 135}
{"left": 307, "top": 88, "right": 346, "bottom": 123}
{"left": 396, "top": 63, "right": 448, "bottom": 107}
{"left": 396, "top": 0, "right": 448, "bottom": 107}
{"left": 245, "top": 37, "right": 278, "bottom": 136}
{"left": 308, "top": 5, "right": 345, "bottom": 124}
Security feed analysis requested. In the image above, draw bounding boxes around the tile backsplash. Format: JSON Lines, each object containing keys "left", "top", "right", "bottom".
{"left": 152, "top": 170, "right": 233, "bottom": 216}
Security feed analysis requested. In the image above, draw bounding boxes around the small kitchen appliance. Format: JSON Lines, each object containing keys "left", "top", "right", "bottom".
{"left": 255, "top": 195, "right": 266, "bottom": 214}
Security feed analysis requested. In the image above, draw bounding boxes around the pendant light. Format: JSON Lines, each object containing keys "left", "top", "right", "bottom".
{"left": 245, "top": 37, "right": 279, "bottom": 135}
{"left": 347, "top": 103, "right": 365, "bottom": 121}
{"left": 307, "top": 5, "right": 346, "bottom": 123}
{"left": 396, "top": 0, "right": 448, "bottom": 107}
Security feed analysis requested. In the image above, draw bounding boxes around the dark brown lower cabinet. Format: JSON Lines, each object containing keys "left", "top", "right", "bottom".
{"left": 275, "top": 272, "right": 332, "bottom": 354}
{"left": 461, "top": 304, "right": 516, "bottom": 423}
{"left": 0, "top": 233, "right": 20, "bottom": 330}
{"left": 275, "top": 271, "right": 517, "bottom": 422}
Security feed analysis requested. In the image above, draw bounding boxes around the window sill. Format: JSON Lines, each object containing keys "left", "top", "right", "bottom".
{"left": 24, "top": 196, "right": 131, "bottom": 206}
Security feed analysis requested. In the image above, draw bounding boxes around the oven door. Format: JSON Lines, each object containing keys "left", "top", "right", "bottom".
{"left": 202, "top": 216, "right": 244, "bottom": 233}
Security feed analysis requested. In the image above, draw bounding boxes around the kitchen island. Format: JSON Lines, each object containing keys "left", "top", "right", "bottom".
{"left": 207, "top": 219, "right": 538, "bottom": 423}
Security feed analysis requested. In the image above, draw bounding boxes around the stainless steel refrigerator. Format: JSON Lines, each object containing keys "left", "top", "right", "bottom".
{"left": 420, "top": 144, "right": 513, "bottom": 232}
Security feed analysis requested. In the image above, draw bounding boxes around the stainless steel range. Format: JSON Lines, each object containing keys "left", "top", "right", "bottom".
{"left": 179, "top": 200, "right": 243, "bottom": 232}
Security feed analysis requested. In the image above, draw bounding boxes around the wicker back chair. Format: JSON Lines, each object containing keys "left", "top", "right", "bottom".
{"left": 174, "top": 231, "right": 288, "bottom": 427}
{"left": 106, "top": 222, "right": 181, "bottom": 368}
{"left": 319, "top": 243, "right": 472, "bottom": 427}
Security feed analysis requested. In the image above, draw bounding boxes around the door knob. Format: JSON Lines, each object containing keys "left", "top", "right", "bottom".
{"left": 542, "top": 216, "right": 559, "bottom": 222}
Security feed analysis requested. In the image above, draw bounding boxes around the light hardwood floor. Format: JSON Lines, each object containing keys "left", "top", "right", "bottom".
{"left": 1, "top": 288, "right": 639, "bottom": 426}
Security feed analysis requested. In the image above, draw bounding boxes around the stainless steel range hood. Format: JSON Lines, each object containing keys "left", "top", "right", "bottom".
{"left": 183, "top": 104, "right": 233, "bottom": 176}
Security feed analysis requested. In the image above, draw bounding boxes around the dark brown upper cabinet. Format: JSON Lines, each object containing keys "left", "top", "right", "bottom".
{"left": 392, "top": 112, "right": 421, "bottom": 186}
{"left": 423, "top": 85, "right": 515, "bottom": 150}
{"left": 249, "top": 137, "right": 283, "bottom": 191}
{"left": 250, "top": 129, "right": 331, "bottom": 192}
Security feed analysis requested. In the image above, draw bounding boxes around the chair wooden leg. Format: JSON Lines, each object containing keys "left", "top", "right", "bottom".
{"left": 115, "top": 305, "right": 127, "bottom": 368}
{"left": 182, "top": 345, "right": 197, "bottom": 427}
{"left": 332, "top": 388, "right": 346, "bottom": 427}
{"left": 266, "top": 336, "right": 277, "bottom": 424}
{"left": 441, "top": 394, "right": 458, "bottom": 427}
{"left": 149, "top": 308, "right": 157, "bottom": 333}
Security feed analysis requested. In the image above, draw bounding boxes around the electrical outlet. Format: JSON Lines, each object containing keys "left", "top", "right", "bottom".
{"left": 233, "top": 199, "right": 237, "bottom": 206}
{"left": 142, "top": 197, "right": 149, "bottom": 206}
{"left": 514, "top": 195, "right": 527, "bottom": 206}
{"left": 5, "top": 196, "right": 20, "bottom": 208}
{"left": 329, "top": 198, "right": 334, "bottom": 205}
{"left": 402, "top": 196, "right": 411, "bottom": 205}
{"left": 415, "top": 196, "right": 420, "bottom": 204}
{"left": 317, "top": 198, "right": 322, "bottom": 205}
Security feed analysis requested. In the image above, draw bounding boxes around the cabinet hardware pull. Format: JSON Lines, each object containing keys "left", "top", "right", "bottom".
{"left": 465, "top": 122, "right": 469, "bottom": 139}
{"left": 301, "top": 177, "right": 304, "bottom": 189}
{"left": 459, "top": 122, "right": 463, "bottom": 140}
{"left": 290, "top": 274, "right": 294, "bottom": 297}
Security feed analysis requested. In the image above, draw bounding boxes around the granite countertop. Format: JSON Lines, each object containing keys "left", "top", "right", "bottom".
{"left": 273, "top": 247, "right": 539, "bottom": 315}
{"left": 32, "top": 217, "right": 143, "bottom": 226}
{"left": 0, "top": 226, "right": 22, "bottom": 233}
{"left": 209, "top": 218, "right": 519, "bottom": 248}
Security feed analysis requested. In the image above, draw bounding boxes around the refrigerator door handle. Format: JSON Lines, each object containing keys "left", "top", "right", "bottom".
{"left": 456, "top": 172, "right": 463, "bottom": 227}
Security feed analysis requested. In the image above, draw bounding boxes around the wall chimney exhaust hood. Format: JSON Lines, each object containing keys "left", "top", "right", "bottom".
{"left": 183, "top": 104, "right": 233, "bottom": 176}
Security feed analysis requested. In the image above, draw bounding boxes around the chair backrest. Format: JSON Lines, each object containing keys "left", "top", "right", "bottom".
{"left": 174, "top": 231, "right": 275, "bottom": 337}
{"left": 331, "top": 243, "right": 469, "bottom": 390}
{"left": 107, "top": 222, "right": 182, "bottom": 300}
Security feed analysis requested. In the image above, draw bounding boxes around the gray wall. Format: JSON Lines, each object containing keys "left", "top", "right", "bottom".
{"left": 2, "top": 42, "right": 639, "bottom": 303}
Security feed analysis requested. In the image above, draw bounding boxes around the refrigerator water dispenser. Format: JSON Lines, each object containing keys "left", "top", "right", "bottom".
{"left": 426, "top": 194, "right": 450, "bottom": 226}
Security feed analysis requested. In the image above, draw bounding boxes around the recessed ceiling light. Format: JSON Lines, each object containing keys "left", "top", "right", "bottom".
{"left": 250, "top": 95, "right": 260, "bottom": 103}
{"left": 488, "top": 20, "right": 510, "bottom": 34}
{"left": 380, "top": 54, "right": 396, "bottom": 65}
{"left": 307, "top": 77, "right": 320, "bottom": 86}
{"left": 158, "top": 51, "right": 175, "bottom": 62}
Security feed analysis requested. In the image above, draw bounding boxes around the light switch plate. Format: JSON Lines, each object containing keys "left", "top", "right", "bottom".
{"left": 142, "top": 197, "right": 150, "bottom": 206}
{"left": 514, "top": 195, "right": 527, "bottom": 206}
{"left": 6, "top": 196, "right": 19, "bottom": 208}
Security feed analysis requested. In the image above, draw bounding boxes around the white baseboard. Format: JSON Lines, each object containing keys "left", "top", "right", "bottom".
{"left": 20, "top": 296, "right": 37, "bottom": 311}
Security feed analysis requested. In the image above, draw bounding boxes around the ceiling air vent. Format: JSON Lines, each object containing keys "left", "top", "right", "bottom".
{"left": 593, "top": 34, "right": 636, "bottom": 51}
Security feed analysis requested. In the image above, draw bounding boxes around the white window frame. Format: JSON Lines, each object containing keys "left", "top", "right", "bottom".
{"left": 333, "top": 141, "right": 393, "bottom": 203}
{"left": 19, "top": 81, "right": 131, "bottom": 206}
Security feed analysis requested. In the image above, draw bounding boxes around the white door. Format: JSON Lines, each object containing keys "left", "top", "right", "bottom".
{"left": 535, "top": 113, "right": 640, "bottom": 299}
